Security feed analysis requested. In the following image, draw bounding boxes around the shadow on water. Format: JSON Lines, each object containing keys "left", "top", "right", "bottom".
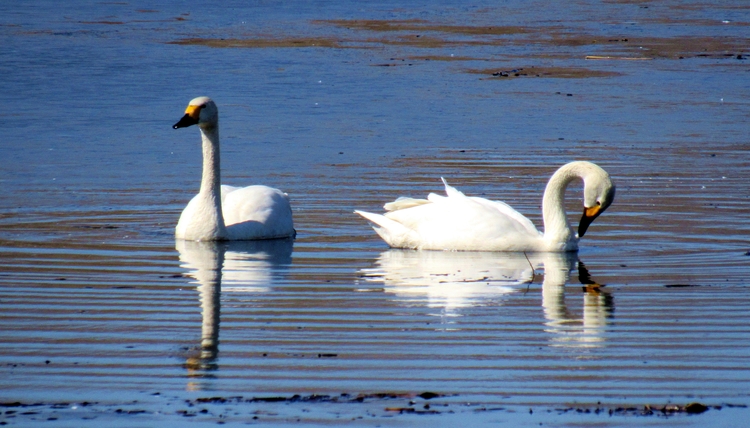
{"left": 176, "top": 239, "right": 293, "bottom": 387}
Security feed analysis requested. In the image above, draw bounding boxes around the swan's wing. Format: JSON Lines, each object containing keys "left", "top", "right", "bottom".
{"left": 436, "top": 179, "right": 538, "bottom": 237}
{"left": 383, "top": 193, "right": 540, "bottom": 251}
{"left": 222, "top": 185, "right": 286, "bottom": 224}
{"left": 434, "top": 179, "right": 536, "bottom": 235}
{"left": 384, "top": 197, "right": 431, "bottom": 212}
{"left": 384, "top": 178, "right": 461, "bottom": 209}
{"left": 220, "top": 185, "right": 241, "bottom": 203}
{"left": 358, "top": 178, "right": 542, "bottom": 251}
{"left": 469, "top": 197, "right": 539, "bottom": 237}
{"left": 222, "top": 185, "right": 294, "bottom": 239}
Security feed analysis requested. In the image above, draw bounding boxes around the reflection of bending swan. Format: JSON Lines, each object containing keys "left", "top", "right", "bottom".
{"left": 356, "top": 161, "right": 615, "bottom": 252}
{"left": 173, "top": 96, "right": 295, "bottom": 241}
{"left": 541, "top": 255, "right": 613, "bottom": 348}
{"left": 362, "top": 250, "right": 614, "bottom": 342}
{"left": 176, "top": 239, "right": 293, "bottom": 378}
{"left": 360, "top": 250, "right": 533, "bottom": 312}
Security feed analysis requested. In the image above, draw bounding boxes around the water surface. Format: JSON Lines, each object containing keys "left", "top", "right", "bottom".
{"left": 1, "top": 1, "right": 749, "bottom": 426}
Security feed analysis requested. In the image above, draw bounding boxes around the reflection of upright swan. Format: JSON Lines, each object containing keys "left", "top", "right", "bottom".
{"left": 541, "top": 254, "right": 614, "bottom": 348}
{"left": 360, "top": 250, "right": 535, "bottom": 314}
{"left": 176, "top": 239, "right": 293, "bottom": 382}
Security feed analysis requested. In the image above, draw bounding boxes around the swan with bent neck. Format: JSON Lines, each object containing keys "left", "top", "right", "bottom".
{"left": 355, "top": 161, "right": 615, "bottom": 252}
{"left": 173, "top": 96, "right": 295, "bottom": 241}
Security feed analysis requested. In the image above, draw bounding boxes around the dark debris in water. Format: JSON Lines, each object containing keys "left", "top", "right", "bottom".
{"left": 622, "top": 402, "right": 714, "bottom": 416}
{"left": 191, "top": 391, "right": 441, "bottom": 406}
{"left": 418, "top": 392, "right": 441, "bottom": 400}
{"left": 469, "top": 66, "right": 622, "bottom": 79}
{"left": 385, "top": 406, "right": 441, "bottom": 414}
{"left": 549, "top": 402, "right": 717, "bottom": 417}
{"left": 0, "top": 397, "right": 730, "bottom": 425}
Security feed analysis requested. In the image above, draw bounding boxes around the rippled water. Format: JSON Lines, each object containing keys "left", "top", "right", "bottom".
{"left": 1, "top": 1, "right": 749, "bottom": 426}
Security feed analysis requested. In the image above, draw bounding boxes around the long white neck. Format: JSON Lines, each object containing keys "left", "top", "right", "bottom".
{"left": 197, "top": 124, "right": 226, "bottom": 236}
{"left": 541, "top": 162, "right": 586, "bottom": 247}
{"left": 199, "top": 125, "right": 221, "bottom": 198}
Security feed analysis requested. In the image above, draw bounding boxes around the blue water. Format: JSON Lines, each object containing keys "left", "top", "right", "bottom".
{"left": 1, "top": 1, "right": 749, "bottom": 427}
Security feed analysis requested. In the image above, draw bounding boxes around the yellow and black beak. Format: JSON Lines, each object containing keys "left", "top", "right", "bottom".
{"left": 173, "top": 104, "right": 201, "bottom": 129}
{"left": 578, "top": 204, "right": 602, "bottom": 237}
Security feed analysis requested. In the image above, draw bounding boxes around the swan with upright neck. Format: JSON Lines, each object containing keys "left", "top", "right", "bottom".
{"left": 355, "top": 161, "right": 615, "bottom": 252}
{"left": 173, "top": 96, "right": 295, "bottom": 241}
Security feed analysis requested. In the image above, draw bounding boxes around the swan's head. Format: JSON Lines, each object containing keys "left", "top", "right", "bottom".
{"left": 173, "top": 96, "right": 218, "bottom": 130}
{"left": 579, "top": 168, "right": 616, "bottom": 237}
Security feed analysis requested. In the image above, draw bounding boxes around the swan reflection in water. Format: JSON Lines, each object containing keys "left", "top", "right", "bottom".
{"left": 360, "top": 250, "right": 533, "bottom": 315}
{"left": 176, "top": 239, "right": 293, "bottom": 387}
{"left": 541, "top": 254, "right": 614, "bottom": 349}
{"left": 360, "top": 250, "right": 613, "bottom": 346}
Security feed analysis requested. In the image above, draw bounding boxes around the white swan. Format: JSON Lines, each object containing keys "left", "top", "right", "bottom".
{"left": 355, "top": 161, "right": 615, "bottom": 252}
{"left": 173, "top": 96, "right": 295, "bottom": 241}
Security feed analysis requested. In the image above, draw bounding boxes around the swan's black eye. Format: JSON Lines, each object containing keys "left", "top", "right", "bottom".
{"left": 596, "top": 201, "right": 601, "bottom": 206}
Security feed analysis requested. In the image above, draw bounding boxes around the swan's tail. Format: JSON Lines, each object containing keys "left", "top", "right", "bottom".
{"left": 440, "top": 177, "right": 465, "bottom": 197}
{"left": 355, "top": 210, "right": 420, "bottom": 249}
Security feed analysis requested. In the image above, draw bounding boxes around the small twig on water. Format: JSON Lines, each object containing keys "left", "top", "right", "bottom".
{"left": 523, "top": 252, "right": 535, "bottom": 293}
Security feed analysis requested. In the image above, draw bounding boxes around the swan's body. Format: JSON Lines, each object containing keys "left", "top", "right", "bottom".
{"left": 173, "top": 96, "right": 295, "bottom": 241}
{"left": 355, "top": 161, "right": 615, "bottom": 252}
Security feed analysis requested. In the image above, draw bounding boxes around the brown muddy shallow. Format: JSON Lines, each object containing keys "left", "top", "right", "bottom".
{"left": 1, "top": 0, "right": 750, "bottom": 427}
{"left": 169, "top": 27, "right": 748, "bottom": 59}
{"left": 168, "top": 37, "right": 344, "bottom": 49}
{"left": 169, "top": 16, "right": 749, "bottom": 79}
